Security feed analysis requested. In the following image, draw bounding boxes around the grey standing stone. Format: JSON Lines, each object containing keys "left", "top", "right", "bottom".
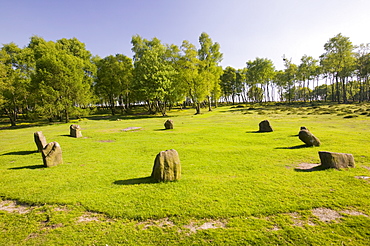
{"left": 259, "top": 120, "right": 273, "bottom": 132}
{"left": 70, "top": 124, "right": 82, "bottom": 138}
{"left": 34, "top": 131, "right": 47, "bottom": 152}
{"left": 299, "top": 129, "right": 320, "bottom": 146}
{"left": 42, "top": 142, "right": 63, "bottom": 167}
{"left": 164, "top": 119, "right": 174, "bottom": 129}
{"left": 151, "top": 149, "right": 181, "bottom": 182}
{"left": 319, "top": 151, "right": 355, "bottom": 169}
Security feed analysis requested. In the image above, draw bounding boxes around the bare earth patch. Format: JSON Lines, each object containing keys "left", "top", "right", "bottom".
{"left": 340, "top": 210, "right": 368, "bottom": 217}
{"left": 0, "top": 200, "right": 32, "bottom": 214}
{"left": 312, "top": 208, "right": 342, "bottom": 222}
{"left": 183, "top": 220, "right": 226, "bottom": 233}
{"left": 268, "top": 225, "right": 281, "bottom": 231}
{"left": 295, "top": 163, "right": 321, "bottom": 170}
{"left": 77, "top": 213, "right": 100, "bottom": 223}
{"left": 122, "top": 127, "right": 142, "bottom": 132}
{"left": 355, "top": 176, "right": 370, "bottom": 180}
{"left": 53, "top": 206, "right": 70, "bottom": 212}
{"left": 288, "top": 212, "right": 316, "bottom": 227}
{"left": 136, "top": 218, "right": 175, "bottom": 229}
{"left": 363, "top": 166, "right": 370, "bottom": 171}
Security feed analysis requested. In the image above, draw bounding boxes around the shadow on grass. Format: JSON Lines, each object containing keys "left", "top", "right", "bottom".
{"left": 294, "top": 165, "right": 327, "bottom": 172}
{"left": 2, "top": 150, "right": 37, "bottom": 156}
{"left": 246, "top": 131, "right": 272, "bottom": 133}
{"left": 275, "top": 144, "right": 311, "bottom": 149}
{"left": 154, "top": 129, "right": 171, "bottom": 131}
{"left": 9, "top": 165, "right": 45, "bottom": 170}
{"left": 113, "top": 176, "right": 157, "bottom": 185}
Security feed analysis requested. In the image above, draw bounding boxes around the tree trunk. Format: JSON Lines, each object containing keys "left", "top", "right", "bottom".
{"left": 65, "top": 109, "right": 69, "bottom": 123}
{"left": 195, "top": 103, "right": 201, "bottom": 114}
{"left": 342, "top": 77, "right": 347, "bottom": 103}
{"left": 4, "top": 108, "right": 17, "bottom": 127}
{"left": 207, "top": 96, "right": 212, "bottom": 111}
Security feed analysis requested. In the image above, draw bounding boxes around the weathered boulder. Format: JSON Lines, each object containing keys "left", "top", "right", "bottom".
{"left": 299, "top": 129, "right": 320, "bottom": 146}
{"left": 300, "top": 126, "right": 308, "bottom": 131}
{"left": 164, "top": 119, "right": 174, "bottom": 129}
{"left": 34, "top": 131, "right": 47, "bottom": 152}
{"left": 70, "top": 124, "right": 82, "bottom": 138}
{"left": 319, "top": 151, "right": 355, "bottom": 169}
{"left": 259, "top": 120, "right": 273, "bottom": 132}
{"left": 42, "top": 142, "right": 63, "bottom": 167}
{"left": 151, "top": 149, "right": 181, "bottom": 182}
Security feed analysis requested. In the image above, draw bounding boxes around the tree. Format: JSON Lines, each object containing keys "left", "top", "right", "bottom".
{"left": 0, "top": 43, "right": 33, "bottom": 126}
{"left": 220, "top": 66, "right": 236, "bottom": 103}
{"left": 95, "top": 54, "right": 133, "bottom": 115}
{"left": 273, "top": 70, "right": 287, "bottom": 101}
{"left": 355, "top": 43, "right": 370, "bottom": 102}
{"left": 247, "top": 85, "right": 263, "bottom": 102}
{"left": 246, "top": 57, "right": 275, "bottom": 102}
{"left": 131, "top": 35, "right": 177, "bottom": 116}
{"left": 178, "top": 40, "right": 205, "bottom": 114}
{"left": 197, "top": 32, "right": 223, "bottom": 111}
{"left": 320, "top": 33, "right": 356, "bottom": 103}
{"left": 298, "top": 55, "right": 318, "bottom": 102}
{"left": 30, "top": 36, "right": 95, "bottom": 122}
{"left": 282, "top": 57, "right": 298, "bottom": 103}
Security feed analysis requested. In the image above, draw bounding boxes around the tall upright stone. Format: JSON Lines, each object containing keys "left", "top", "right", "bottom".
{"left": 70, "top": 124, "right": 82, "bottom": 138}
{"left": 164, "top": 119, "right": 174, "bottom": 129}
{"left": 299, "top": 129, "right": 320, "bottom": 146}
{"left": 259, "top": 120, "right": 273, "bottom": 132}
{"left": 151, "top": 149, "right": 181, "bottom": 182}
{"left": 319, "top": 151, "right": 355, "bottom": 169}
{"left": 42, "top": 142, "right": 63, "bottom": 167}
{"left": 34, "top": 131, "right": 47, "bottom": 152}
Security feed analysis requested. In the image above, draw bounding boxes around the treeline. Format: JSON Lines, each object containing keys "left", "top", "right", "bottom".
{"left": 1, "top": 33, "right": 370, "bottom": 126}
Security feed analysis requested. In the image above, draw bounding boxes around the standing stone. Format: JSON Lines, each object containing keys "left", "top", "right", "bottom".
{"left": 299, "top": 129, "right": 320, "bottom": 146}
{"left": 41, "top": 142, "right": 63, "bottom": 167}
{"left": 259, "top": 120, "right": 273, "bottom": 132}
{"left": 164, "top": 119, "right": 174, "bottom": 129}
{"left": 70, "top": 124, "right": 82, "bottom": 138}
{"left": 34, "top": 131, "right": 47, "bottom": 152}
{"left": 151, "top": 149, "right": 181, "bottom": 182}
{"left": 319, "top": 151, "right": 355, "bottom": 169}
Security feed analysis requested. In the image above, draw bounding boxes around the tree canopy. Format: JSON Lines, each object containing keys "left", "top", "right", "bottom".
{"left": 1, "top": 32, "right": 370, "bottom": 126}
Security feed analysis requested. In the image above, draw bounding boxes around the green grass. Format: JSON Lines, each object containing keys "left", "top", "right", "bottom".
{"left": 1, "top": 103, "right": 370, "bottom": 245}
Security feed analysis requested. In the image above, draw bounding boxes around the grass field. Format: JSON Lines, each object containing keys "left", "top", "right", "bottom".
{"left": 1, "top": 103, "right": 370, "bottom": 245}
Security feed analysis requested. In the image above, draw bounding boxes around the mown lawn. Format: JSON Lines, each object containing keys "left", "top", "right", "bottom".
{"left": 1, "top": 103, "right": 370, "bottom": 245}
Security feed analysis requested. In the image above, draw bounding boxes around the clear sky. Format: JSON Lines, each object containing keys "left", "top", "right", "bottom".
{"left": 2, "top": 0, "right": 370, "bottom": 70}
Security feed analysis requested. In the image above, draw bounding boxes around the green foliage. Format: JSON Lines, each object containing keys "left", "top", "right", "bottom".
{"left": 0, "top": 43, "right": 34, "bottom": 126}
{"left": 30, "top": 37, "right": 93, "bottom": 122}
{"left": 95, "top": 54, "right": 133, "bottom": 115}
{"left": 131, "top": 35, "right": 178, "bottom": 116}
{"left": 246, "top": 57, "right": 275, "bottom": 101}
{"left": 1, "top": 104, "right": 370, "bottom": 244}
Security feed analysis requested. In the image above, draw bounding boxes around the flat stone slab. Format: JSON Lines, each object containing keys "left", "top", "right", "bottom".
{"left": 122, "top": 127, "right": 142, "bottom": 132}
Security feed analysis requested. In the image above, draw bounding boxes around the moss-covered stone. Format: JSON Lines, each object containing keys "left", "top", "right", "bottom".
{"left": 298, "top": 129, "right": 320, "bottom": 146}
{"left": 42, "top": 142, "right": 63, "bottom": 167}
{"left": 258, "top": 120, "right": 273, "bottom": 132}
{"left": 151, "top": 149, "right": 181, "bottom": 182}
{"left": 319, "top": 151, "right": 355, "bottom": 169}
{"left": 34, "top": 131, "right": 47, "bottom": 152}
{"left": 70, "top": 124, "right": 82, "bottom": 138}
{"left": 164, "top": 119, "right": 174, "bottom": 129}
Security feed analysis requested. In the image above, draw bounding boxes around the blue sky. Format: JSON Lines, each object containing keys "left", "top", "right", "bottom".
{"left": 2, "top": 0, "right": 370, "bottom": 70}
